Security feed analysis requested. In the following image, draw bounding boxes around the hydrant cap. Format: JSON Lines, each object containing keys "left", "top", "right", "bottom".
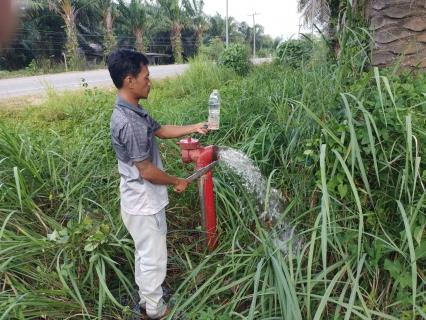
{"left": 177, "top": 137, "right": 199, "bottom": 150}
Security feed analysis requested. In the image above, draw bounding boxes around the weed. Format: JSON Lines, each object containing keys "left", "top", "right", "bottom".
{"left": 276, "top": 38, "right": 314, "bottom": 68}
{"left": 25, "top": 59, "right": 39, "bottom": 75}
{"left": 219, "top": 43, "right": 250, "bottom": 76}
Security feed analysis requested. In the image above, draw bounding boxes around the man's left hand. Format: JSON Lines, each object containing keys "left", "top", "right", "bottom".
{"left": 194, "top": 123, "right": 210, "bottom": 135}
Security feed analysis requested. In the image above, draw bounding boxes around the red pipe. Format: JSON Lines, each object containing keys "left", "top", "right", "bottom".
{"left": 177, "top": 137, "right": 219, "bottom": 250}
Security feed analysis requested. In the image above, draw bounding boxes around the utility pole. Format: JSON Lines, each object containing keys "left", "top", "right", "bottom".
{"left": 226, "top": 0, "right": 228, "bottom": 48}
{"left": 248, "top": 12, "right": 260, "bottom": 58}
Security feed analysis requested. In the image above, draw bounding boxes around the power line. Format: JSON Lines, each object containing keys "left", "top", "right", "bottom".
{"left": 12, "top": 27, "right": 199, "bottom": 40}
{"left": 4, "top": 44, "right": 198, "bottom": 50}
{"left": 9, "top": 29, "right": 197, "bottom": 43}
{"left": 3, "top": 31, "right": 200, "bottom": 52}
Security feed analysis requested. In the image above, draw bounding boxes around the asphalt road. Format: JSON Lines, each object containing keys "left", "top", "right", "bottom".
{"left": 0, "top": 64, "right": 188, "bottom": 99}
{"left": 0, "top": 58, "right": 272, "bottom": 99}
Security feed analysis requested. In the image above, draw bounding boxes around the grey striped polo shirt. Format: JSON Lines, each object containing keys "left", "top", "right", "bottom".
{"left": 110, "top": 95, "right": 168, "bottom": 215}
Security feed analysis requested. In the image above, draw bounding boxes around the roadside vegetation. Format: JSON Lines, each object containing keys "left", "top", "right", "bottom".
{"left": 0, "top": 59, "right": 105, "bottom": 80}
{"left": 1, "top": 22, "right": 426, "bottom": 320}
{"left": 0, "top": 0, "right": 276, "bottom": 77}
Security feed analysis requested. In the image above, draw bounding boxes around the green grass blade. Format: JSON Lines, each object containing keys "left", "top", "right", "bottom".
{"left": 306, "top": 214, "right": 322, "bottom": 319}
{"left": 247, "top": 258, "right": 264, "bottom": 320}
{"left": 397, "top": 200, "right": 417, "bottom": 316}
{"left": 288, "top": 98, "right": 344, "bottom": 147}
{"left": 332, "top": 150, "right": 364, "bottom": 260}
{"left": 344, "top": 254, "right": 368, "bottom": 320}
{"left": 320, "top": 144, "right": 330, "bottom": 290}
{"left": 313, "top": 263, "right": 348, "bottom": 320}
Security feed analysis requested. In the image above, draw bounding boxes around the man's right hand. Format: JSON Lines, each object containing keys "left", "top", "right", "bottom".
{"left": 173, "top": 178, "right": 192, "bottom": 193}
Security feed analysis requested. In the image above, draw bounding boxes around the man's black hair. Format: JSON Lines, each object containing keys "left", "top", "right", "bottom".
{"left": 107, "top": 50, "right": 149, "bottom": 89}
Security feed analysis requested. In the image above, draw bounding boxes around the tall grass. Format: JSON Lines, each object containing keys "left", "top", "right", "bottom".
{"left": 1, "top": 29, "right": 426, "bottom": 319}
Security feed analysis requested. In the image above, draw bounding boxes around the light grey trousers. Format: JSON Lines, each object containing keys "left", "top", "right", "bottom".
{"left": 121, "top": 207, "right": 168, "bottom": 319}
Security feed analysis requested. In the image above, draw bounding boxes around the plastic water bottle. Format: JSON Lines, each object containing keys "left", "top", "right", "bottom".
{"left": 208, "top": 89, "right": 220, "bottom": 130}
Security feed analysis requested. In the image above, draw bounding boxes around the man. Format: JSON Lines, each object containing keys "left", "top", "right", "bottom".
{"left": 107, "top": 49, "right": 209, "bottom": 319}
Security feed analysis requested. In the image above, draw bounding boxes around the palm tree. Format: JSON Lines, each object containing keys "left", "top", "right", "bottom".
{"left": 207, "top": 13, "right": 225, "bottom": 41}
{"left": 47, "top": 0, "right": 80, "bottom": 66}
{"left": 155, "top": 0, "right": 187, "bottom": 63}
{"left": 370, "top": 0, "right": 426, "bottom": 71}
{"left": 274, "top": 36, "right": 283, "bottom": 49}
{"left": 207, "top": 13, "right": 237, "bottom": 42}
{"left": 20, "top": 0, "right": 45, "bottom": 10}
{"left": 237, "top": 21, "right": 252, "bottom": 44}
{"left": 98, "top": 0, "right": 117, "bottom": 55}
{"left": 118, "top": 0, "right": 152, "bottom": 53}
{"left": 183, "top": 0, "right": 209, "bottom": 51}
{"left": 47, "top": 0, "right": 97, "bottom": 68}
{"left": 297, "top": 0, "right": 331, "bottom": 32}
{"left": 253, "top": 24, "right": 266, "bottom": 51}
{"left": 298, "top": 0, "right": 426, "bottom": 72}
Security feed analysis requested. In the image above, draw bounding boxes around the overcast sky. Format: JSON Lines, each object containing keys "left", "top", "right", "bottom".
{"left": 203, "top": 0, "right": 302, "bottom": 39}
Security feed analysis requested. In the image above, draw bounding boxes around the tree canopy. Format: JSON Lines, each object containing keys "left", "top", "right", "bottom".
{"left": 0, "top": 0, "right": 277, "bottom": 70}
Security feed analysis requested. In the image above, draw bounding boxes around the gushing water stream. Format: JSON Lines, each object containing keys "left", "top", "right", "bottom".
{"left": 218, "top": 147, "right": 300, "bottom": 253}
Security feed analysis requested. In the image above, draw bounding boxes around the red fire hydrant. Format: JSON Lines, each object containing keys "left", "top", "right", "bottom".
{"left": 177, "top": 137, "right": 219, "bottom": 250}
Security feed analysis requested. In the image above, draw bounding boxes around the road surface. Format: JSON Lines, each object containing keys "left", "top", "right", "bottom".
{"left": 0, "top": 64, "right": 188, "bottom": 99}
{"left": 0, "top": 58, "right": 272, "bottom": 99}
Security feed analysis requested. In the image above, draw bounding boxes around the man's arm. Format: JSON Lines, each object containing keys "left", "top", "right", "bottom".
{"left": 154, "top": 123, "right": 209, "bottom": 139}
{"left": 135, "top": 158, "right": 190, "bottom": 193}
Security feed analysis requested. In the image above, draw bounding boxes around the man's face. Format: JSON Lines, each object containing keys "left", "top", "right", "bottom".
{"left": 133, "top": 64, "right": 151, "bottom": 99}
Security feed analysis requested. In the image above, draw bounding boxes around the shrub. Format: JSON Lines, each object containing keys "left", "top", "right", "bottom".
{"left": 256, "top": 48, "right": 273, "bottom": 58}
{"left": 218, "top": 43, "right": 249, "bottom": 76}
{"left": 25, "top": 59, "right": 39, "bottom": 75}
{"left": 199, "top": 37, "right": 225, "bottom": 61}
{"left": 275, "top": 38, "right": 313, "bottom": 68}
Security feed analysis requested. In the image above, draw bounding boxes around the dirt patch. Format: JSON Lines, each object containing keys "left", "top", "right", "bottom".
{"left": 0, "top": 93, "right": 49, "bottom": 110}
{"left": 0, "top": 84, "right": 117, "bottom": 111}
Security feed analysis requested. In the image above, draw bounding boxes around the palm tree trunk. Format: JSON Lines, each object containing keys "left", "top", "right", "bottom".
{"left": 170, "top": 23, "right": 183, "bottom": 64}
{"left": 61, "top": 1, "right": 79, "bottom": 69}
{"left": 105, "top": 6, "right": 113, "bottom": 32}
{"left": 103, "top": 6, "right": 116, "bottom": 55}
{"left": 371, "top": 0, "right": 426, "bottom": 72}
{"left": 196, "top": 30, "right": 203, "bottom": 52}
{"left": 49, "top": 0, "right": 80, "bottom": 69}
{"left": 134, "top": 29, "right": 145, "bottom": 53}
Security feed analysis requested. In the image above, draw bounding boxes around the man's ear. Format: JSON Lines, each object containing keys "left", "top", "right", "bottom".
{"left": 123, "top": 76, "right": 134, "bottom": 89}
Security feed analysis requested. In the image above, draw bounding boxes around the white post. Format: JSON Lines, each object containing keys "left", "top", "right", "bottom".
{"left": 62, "top": 52, "right": 68, "bottom": 72}
{"left": 226, "top": 0, "right": 229, "bottom": 49}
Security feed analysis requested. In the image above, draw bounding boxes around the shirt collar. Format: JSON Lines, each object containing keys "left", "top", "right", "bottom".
{"left": 115, "top": 95, "right": 148, "bottom": 116}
